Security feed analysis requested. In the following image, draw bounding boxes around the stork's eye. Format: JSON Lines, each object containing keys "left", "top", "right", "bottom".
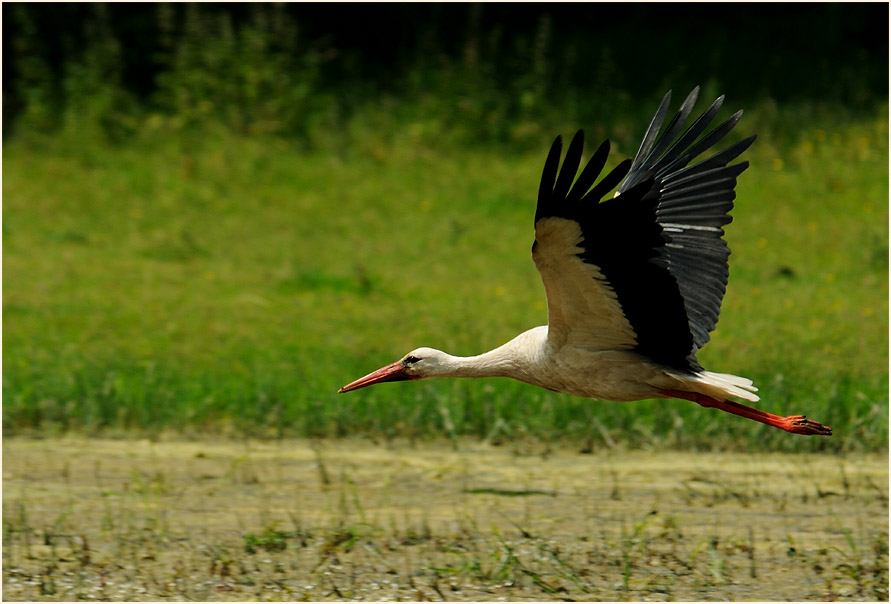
{"left": 403, "top": 356, "right": 422, "bottom": 365}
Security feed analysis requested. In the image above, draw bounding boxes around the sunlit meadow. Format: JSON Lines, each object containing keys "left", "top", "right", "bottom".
{"left": 3, "top": 102, "right": 887, "bottom": 452}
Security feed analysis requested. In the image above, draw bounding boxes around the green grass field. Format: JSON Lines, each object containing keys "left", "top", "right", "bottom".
{"left": 3, "top": 103, "right": 888, "bottom": 451}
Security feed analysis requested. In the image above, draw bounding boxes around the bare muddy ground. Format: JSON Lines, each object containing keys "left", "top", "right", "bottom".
{"left": 2, "top": 438, "right": 888, "bottom": 601}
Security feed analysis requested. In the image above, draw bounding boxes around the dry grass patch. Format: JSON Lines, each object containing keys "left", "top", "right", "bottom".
{"left": 3, "top": 438, "right": 888, "bottom": 601}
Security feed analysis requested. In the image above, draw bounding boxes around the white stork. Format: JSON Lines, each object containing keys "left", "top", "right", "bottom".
{"left": 339, "top": 88, "right": 832, "bottom": 437}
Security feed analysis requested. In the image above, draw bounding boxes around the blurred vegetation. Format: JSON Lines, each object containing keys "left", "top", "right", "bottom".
{"left": 2, "top": 4, "right": 888, "bottom": 450}
{"left": 3, "top": 4, "right": 888, "bottom": 148}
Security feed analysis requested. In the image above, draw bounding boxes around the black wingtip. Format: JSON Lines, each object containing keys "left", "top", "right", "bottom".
{"left": 682, "top": 86, "right": 700, "bottom": 110}
{"left": 567, "top": 138, "right": 611, "bottom": 204}
{"left": 537, "top": 135, "right": 563, "bottom": 207}
{"left": 581, "top": 157, "right": 632, "bottom": 203}
{"left": 627, "top": 90, "right": 673, "bottom": 175}
{"left": 551, "top": 130, "right": 586, "bottom": 204}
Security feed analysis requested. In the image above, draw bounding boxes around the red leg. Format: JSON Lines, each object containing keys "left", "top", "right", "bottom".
{"left": 658, "top": 389, "right": 832, "bottom": 436}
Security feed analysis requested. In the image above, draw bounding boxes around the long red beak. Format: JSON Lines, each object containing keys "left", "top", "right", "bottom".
{"left": 338, "top": 361, "right": 411, "bottom": 393}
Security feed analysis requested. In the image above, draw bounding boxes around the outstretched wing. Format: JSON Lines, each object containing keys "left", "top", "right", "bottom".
{"left": 532, "top": 87, "right": 756, "bottom": 373}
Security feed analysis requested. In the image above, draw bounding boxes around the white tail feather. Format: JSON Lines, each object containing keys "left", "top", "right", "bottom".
{"left": 670, "top": 370, "right": 760, "bottom": 402}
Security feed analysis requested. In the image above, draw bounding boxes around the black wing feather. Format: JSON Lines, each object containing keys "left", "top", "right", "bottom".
{"left": 674, "top": 111, "right": 745, "bottom": 167}
{"left": 664, "top": 136, "right": 755, "bottom": 185}
{"left": 627, "top": 90, "right": 672, "bottom": 176}
{"left": 581, "top": 159, "right": 632, "bottom": 204}
{"left": 536, "top": 136, "right": 562, "bottom": 218}
{"left": 635, "top": 87, "right": 700, "bottom": 176}
{"left": 646, "top": 96, "right": 725, "bottom": 176}
{"left": 552, "top": 130, "right": 585, "bottom": 206}
{"left": 567, "top": 139, "right": 611, "bottom": 204}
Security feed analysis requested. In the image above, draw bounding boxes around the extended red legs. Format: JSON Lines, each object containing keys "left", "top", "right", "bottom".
{"left": 658, "top": 389, "right": 832, "bottom": 436}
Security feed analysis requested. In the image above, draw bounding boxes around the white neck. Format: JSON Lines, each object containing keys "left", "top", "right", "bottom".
{"left": 438, "top": 348, "right": 518, "bottom": 379}
{"left": 426, "top": 326, "right": 549, "bottom": 382}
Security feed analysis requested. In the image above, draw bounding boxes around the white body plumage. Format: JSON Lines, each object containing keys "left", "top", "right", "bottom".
{"left": 399, "top": 325, "right": 757, "bottom": 403}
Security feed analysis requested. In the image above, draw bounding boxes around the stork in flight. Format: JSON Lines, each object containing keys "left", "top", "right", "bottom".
{"left": 339, "top": 88, "right": 832, "bottom": 437}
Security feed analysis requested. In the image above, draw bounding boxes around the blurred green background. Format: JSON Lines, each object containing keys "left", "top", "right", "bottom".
{"left": 3, "top": 4, "right": 888, "bottom": 451}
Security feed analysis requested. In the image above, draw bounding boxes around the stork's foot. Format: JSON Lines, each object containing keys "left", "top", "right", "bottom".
{"left": 779, "top": 415, "right": 833, "bottom": 436}
{"left": 658, "top": 389, "right": 833, "bottom": 437}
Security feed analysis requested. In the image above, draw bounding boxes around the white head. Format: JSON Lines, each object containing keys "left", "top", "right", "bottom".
{"left": 338, "top": 347, "right": 453, "bottom": 393}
